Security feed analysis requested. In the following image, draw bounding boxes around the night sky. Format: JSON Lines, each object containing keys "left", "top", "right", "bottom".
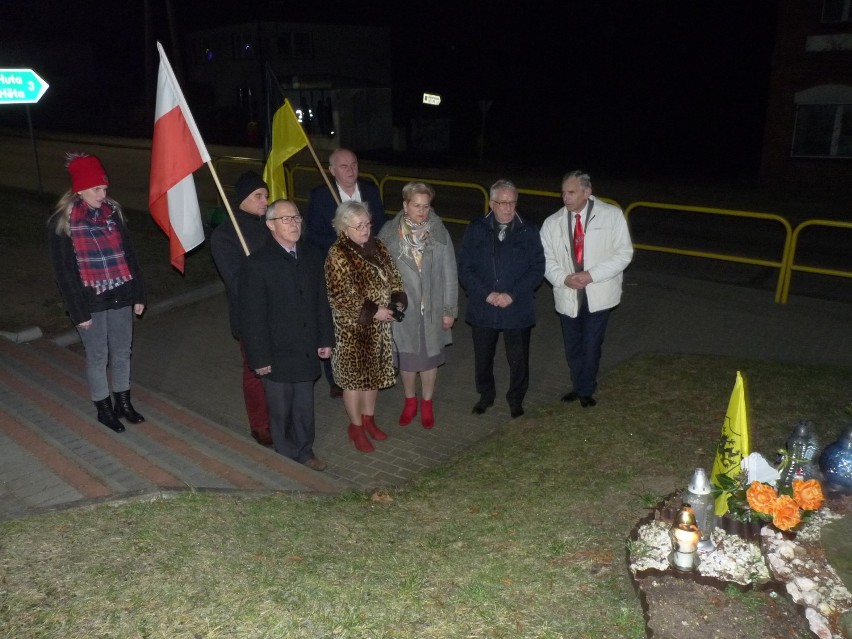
{"left": 0, "top": 0, "right": 779, "bottom": 177}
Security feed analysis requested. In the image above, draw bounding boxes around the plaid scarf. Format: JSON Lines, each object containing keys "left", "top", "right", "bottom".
{"left": 69, "top": 199, "right": 133, "bottom": 295}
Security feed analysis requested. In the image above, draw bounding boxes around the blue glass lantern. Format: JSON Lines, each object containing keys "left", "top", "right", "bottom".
{"left": 819, "top": 425, "right": 852, "bottom": 490}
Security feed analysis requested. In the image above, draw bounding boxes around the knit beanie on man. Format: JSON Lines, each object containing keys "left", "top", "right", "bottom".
{"left": 233, "top": 171, "right": 268, "bottom": 208}
{"left": 67, "top": 153, "right": 109, "bottom": 193}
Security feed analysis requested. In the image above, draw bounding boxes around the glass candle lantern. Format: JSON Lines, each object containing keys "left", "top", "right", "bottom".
{"left": 669, "top": 504, "right": 701, "bottom": 572}
{"left": 685, "top": 467, "right": 716, "bottom": 551}
{"left": 780, "top": 420, "right": 820, "bottom": 487}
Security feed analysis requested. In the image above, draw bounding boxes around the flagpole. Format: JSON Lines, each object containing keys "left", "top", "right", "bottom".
{"left": 205, "top": 160, "right": 251, "bottom": 256}
{"left": 306, "top": 140, "right": 341, "bottom": 206}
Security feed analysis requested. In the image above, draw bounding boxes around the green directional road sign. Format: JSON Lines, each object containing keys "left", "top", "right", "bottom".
{"left": 0, "top": 68, "right": 49, "bottom": 105}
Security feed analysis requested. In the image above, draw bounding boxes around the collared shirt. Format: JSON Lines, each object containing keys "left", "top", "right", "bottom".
{"left": 337, "top": 183, "right": 363, "bottom": 203}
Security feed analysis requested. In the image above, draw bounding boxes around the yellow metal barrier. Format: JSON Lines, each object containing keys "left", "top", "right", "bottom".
{"left": 217, "top": 157, "right": 851, "bottom": 306}
{"left": 781, "top": 219, "right": 852, "bottom": 304}
{"left": 624, "top": 201, "right": 793, "bottom": 304}
{"left": 240, "top": 159, "right": 623, "bottom": 225}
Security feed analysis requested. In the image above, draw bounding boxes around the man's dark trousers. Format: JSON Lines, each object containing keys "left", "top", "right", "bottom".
{"left": 261, "top": 379, "right": 316, "bottom": 463}
{"left": 471, "top": 325, "right": 531, "bottom": 408}
{"left": 558, "top": 296, "right": 611, "bottom": 397}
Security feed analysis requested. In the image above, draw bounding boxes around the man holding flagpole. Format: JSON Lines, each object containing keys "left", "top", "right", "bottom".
{"left": 211, "top": 172, "right": 273, "bottom": 446}
{"left": 150, "top": 42, "right": 276, "bottom": 445}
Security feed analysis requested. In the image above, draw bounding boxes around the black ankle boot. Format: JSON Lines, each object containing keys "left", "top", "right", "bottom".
{"left": 94, "top": 397, "right": 126, "bottom": 432}
{"left": 113, "top": 390, "right": 145, "bottom": 424}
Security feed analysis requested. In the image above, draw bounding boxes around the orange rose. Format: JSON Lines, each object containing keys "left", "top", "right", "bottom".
{"left": 746, "top": 481, "right": 778, "bottom": 516}
{"left": 772, "top": 495, "right": 802, "bottom": 531}
{"left": 792, "top": 479, "right": 824, "bottom": 511}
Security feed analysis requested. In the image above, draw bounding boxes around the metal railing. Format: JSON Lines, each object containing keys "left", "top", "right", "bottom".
{"left": 213, "top": 156, "right": 848, "bottom": 305}
{"left": 624, "top": 201, "right": 793, "bottom": 303}
{"left": 781, "top": 219, "right": 852, "bottom": 304}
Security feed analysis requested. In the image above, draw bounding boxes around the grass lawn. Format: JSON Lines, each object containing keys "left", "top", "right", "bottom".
{"left": 1, "top": 354, "right": 849, "bottom": 638}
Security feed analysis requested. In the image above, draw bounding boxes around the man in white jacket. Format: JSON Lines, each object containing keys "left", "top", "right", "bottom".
{"left": 540, "top": 171, "right": 633, "bottom": 407}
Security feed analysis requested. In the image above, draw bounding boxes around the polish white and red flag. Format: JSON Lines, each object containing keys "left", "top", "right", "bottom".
{"left": 149, "top": 41, "right": 210, "bottom": 272}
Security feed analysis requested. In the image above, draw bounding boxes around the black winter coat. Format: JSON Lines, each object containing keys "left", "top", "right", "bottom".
{"left": 458, "top": 212, "right": 545, "bottom": 330}
{"left": 238, "top": 237, "right": 334, "bottom": 383}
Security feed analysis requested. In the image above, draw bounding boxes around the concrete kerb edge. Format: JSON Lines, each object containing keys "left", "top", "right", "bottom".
{"left": 51, "top": 281, "right": 225, "bottom": 348}
{"left": 0, "top": 485, "right": 344, "bottom": 523}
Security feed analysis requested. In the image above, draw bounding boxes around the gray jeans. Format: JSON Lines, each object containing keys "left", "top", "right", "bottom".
{"left": 76, "top": 306, "right": 134, "bottom": 401}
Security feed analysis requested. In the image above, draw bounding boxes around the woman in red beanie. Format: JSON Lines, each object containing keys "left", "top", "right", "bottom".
{"left": 47, "top": 152, "right": 147, "bottom": 433}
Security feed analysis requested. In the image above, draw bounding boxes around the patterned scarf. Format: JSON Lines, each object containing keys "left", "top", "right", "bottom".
{"left": 69, "top": 198, "right": 133, "bottom": 295}
{"left": 398, "top": 214, "right": 431, "bottom": 271}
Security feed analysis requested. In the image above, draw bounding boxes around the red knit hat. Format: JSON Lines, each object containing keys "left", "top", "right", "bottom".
{"left": 66, "top": 153, "right": 109, "bottom": 193}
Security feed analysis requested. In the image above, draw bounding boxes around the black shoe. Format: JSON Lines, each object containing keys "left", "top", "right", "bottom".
{"left": 561, "top": 391, "right": 579, "bottom": 403}
{"left": 510, "top": 405, "right": 524, "bottom": 418}
{"left": 472, "top": 397, "right": 494, "bottom": 414}
{"left": 579, "top": 396, "right": 597, "bottom": 408}
{"left": 94, "top": 397, "right": 125, "bottom": 433}
{"left": 113, "top": 390, "right": 145, "bottom": 423}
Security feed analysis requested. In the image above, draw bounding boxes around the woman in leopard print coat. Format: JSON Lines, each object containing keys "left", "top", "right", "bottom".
{"left": 325, "top": 201, "right": 407, "bottom": 452}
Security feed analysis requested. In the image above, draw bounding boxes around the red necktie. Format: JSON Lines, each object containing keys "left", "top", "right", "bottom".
{"left": 573, "top": 213, "right": 584, "bottom": 264}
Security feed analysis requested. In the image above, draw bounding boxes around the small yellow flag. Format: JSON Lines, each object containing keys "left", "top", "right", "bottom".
{"left": 262, "top": 99, "right": 309, "bottom": 200}
{"left": 710, "top": 371, "right": 750, "bottom": 516}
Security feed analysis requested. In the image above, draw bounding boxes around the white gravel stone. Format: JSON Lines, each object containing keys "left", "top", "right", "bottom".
{"left": 805, "top": 608, "right": 832, "bottom": 639}
{"left": 802, "top": 590, "right": 822, "bottom": 607}
{"left": 796, "top": 576, "right": 818, "bottom": 592}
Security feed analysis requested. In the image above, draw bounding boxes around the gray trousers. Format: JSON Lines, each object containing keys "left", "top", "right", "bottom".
{"left": 76, "top": 306, "right": 134, "bottom": 401}
{"left": 261, "top": 378, "right": 316, "bottom": 463}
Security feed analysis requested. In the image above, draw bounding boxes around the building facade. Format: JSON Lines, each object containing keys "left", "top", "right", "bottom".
{"left": 761, "top": 1, "right": 852, "bottom": 185}
{"left": 184, "top": 21, "right": 393, "bottom": 150}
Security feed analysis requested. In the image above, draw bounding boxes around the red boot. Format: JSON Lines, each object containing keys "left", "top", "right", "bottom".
{"left": 348, "top": 423, "right": 375, "bottom": 452}
{"left": 399, "top": 396, "right": 418, "bottom": 426}
{"left": 362, "top": 414, "right": 388, "bottom": 441}
{"left": 421, "top": 399, "right": 434, "bottom": 429}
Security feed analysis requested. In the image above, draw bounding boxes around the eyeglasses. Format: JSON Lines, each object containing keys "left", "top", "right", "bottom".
{"left": 271, "top": 214, "right": 302, "bottom": 224}
{"left": 491, "top": 200, "right": 517, "bottom": 206}
{"left": 348, "top": 221, "right": 372, "bottom": 231}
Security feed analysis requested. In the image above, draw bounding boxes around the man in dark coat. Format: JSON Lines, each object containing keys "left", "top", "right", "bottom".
{"left": 306, "top": 147, "right": 386, "bottom": 398}
{"left": 210, "top": 171, "right": 273, "bottom": 446}
{"left": 238, "top": 199, "right": 335, "bottom": 471}
{"left": 458, "top": 179, "right": 545, "bottom": 418}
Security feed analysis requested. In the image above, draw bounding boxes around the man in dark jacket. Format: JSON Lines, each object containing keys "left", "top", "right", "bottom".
{"left": 238, "top": 200, "right": 335, "bottom": 471}
{"left": 306, "top": 147, "right": 385, "bottom": 398}
{"left": 210, "top": 171, "right": 272, "bottom": 446}
{"left": 458, "top": 179, "right": 545, "bottom": 418}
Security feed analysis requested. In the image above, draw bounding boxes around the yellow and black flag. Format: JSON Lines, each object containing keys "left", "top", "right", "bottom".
{"left": 710, "top": 371, "right": 750, "bottom": 516}
{"left": 262, "top": 99, "right": 309, "bottom": 200}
